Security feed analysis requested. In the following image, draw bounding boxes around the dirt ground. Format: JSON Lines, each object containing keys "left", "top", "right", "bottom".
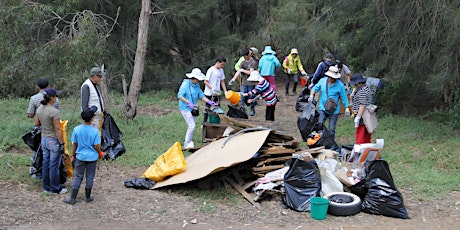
{"left": 1, "top": 85, "right": 459, "bottom": 230}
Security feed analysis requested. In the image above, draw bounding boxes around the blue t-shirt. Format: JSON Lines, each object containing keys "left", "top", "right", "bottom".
{"left": 71, "top": 124, "right": 101, "bottom": 161}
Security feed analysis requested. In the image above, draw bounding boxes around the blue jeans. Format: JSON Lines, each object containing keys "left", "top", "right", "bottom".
{"left": 318, "top": 110, "right": 339, "bottom": 140}
{"left": 72, "top": 159, "right": 97, "bottom": 189}
{"left": 41, "top": 137, "right": 63, "bottom": 193}
{"left": 241, "top": 84, "right": 255, "bottom": 112}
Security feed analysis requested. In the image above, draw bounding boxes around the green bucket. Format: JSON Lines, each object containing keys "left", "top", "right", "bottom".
{"left": 209, "top": 114, "right": 220, "bottom": 124}
{"left": 310, "top": 197, "right": 330, "bottom": 220}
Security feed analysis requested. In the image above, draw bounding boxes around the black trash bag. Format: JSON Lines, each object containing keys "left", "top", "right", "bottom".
{"left": 59, "top": 155, "right": 67, "bottom": 184}
{"left": 124, "top": 177, "right": 156, "bottom": 189}
{"left": 22, "top": 126, "right": 42, "bottom": 151}
{"left": 29, "top": 148, "right": 43, "bottom": 176}
{"left": 297, "top": 101, "right": 319, "bottom": 141}
{"left": 226, "top": 104, "right": 248, "bottom": 119}
{"left": 295, "top": 87, "right": 311, "bottom": 112}
{"left": 101, "top": 111, "right": 125, "bottom": 160}
{"left": 308, "top": 123, "right": 341, "bottom": 152}
{"left": 103, "top": 141, "right": 126, "bottom": 160}
{"left": 361, "top": 160, "right": 410, "bottom": 219}
{"left": 282, "top": 158, "right": 322, "bottom": 212}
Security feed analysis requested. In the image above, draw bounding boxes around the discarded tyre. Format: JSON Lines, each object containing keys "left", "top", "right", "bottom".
{"left": 324, "top": 192, "right": 362, "bottom": 216}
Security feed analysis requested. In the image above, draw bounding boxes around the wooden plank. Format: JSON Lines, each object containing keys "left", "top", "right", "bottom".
{"left": 225, "top": 177, "right": 262, "bottom": 209}
{"left": 252, "top": 165, "right": 285, "bottom": 173}
{"left": 259, "top": 148, "right": 296, "bottom": 155}
{"left": 256, "top": 156, "right": 293, "bottom": 167}
{"left": 231, "top": 169, "right": 245, "bottom": 186}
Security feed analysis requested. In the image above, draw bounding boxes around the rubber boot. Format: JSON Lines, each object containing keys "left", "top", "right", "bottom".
{"left": 63, "top": 188, "right": 78, "bottom": 205}
{"left": 85, "top": 188, "right": 94, "bottom": 203}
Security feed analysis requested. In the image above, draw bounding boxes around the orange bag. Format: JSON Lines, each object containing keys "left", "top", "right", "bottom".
{"left": 142, "top": 142, "right": 186, "bottom": 182}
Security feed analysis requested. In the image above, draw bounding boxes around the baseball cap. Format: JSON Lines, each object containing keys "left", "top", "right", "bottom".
{"left": 37, "top": 78, "right": 49, "bottom": 89}
{"left": 81, "top": 106, "right": 97, "bottom": 122}
{"left": 325, "top": 53, "right": 334, "bottom": 59}
{"left": 44, "top": 87, "right": 61, "bottom": 97}
{"left": 90, "top": 67, "right": 105, "bottom": 76}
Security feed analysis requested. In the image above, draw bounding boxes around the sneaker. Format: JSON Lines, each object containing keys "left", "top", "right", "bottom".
{"left": 250, "top": 110, "right": 255, "bottom": 116}
{"left": 184, "top": 141, "right": 194, "bottom": 149}
{"left": 285, "top": 92, "right": 289, "bottom": 96}
{"left": 51, "top": 188, "right": 68, "bottom": 195}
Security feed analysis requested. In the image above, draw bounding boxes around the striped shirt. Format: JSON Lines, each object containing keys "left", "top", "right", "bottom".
{"left": 27, "top": 90, "right": 60, "bottom": 116}
{"left": 352, "top": 84, "right": 372, "bottom": 112}
{"left": 247, "top": 79, "right": 278, "bottom": 106}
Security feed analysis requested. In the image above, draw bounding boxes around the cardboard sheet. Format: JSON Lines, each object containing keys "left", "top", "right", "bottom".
{"left": 153, "top": 129, "right": 271, "bottom": 189}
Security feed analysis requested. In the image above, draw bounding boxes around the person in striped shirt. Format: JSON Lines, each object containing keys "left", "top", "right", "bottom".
{"left": 241, "top": 71, "right": 278, "bottom": 121}
{"left": 350, "top": 73, "right": 373, "bottom": 144}
{"left": 27, "top": 77, "right": 60, "bottom": 118}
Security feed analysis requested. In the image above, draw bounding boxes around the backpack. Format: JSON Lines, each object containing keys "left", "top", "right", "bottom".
{"left": 321, "top": 61, "right": 335, "bottom": 78}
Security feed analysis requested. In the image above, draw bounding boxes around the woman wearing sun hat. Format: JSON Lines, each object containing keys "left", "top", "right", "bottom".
{"left": 240, "top": 71, "right": 278, "bottom": 121}
{"left": 177, "top": 68, "right": 217, "bottom": 149}
{"left": 308, "top": 66, "right": 349, "bottom": 140}
{"left": 258, "top": 45, "right": 281, "bottom": 93}
{"left": 34, "top": 87, "right": 68, "bottom": 194}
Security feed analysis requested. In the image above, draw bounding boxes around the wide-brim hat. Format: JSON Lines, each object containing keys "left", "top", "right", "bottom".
{"left": 247, "top": 70, "right": 263, "bottom": 82}
{"left": 261, "top": 46, "right": 276, "bottom": 55}
{"left": 185, "top": 68, "right": 205, "bottom": 81}
{"left": 290, "top": 48, "right": 298, "bottom": 55}
{"left": 325, "top": 66, "right": 341, "bottom": 79}
{"left": 350, "top": 73, "right": 368, "bottom": 85}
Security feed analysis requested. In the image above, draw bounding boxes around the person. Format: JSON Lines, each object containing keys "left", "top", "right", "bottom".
{"left": 27, "top": 77, "right": 60, "bottom": 118}
{"left": 241, "top": 71, "right": 278, "bottom": 121}
{"left": 81, "top": 66, "right": 105, "bottom": 131}
{"left": 203, "top": 55, "right": 228, "bottom": 122}
{"left": 350, "top": 73, "right": 373, "bottom": 144}
{"left": 310, "top": 53, "right": 336, "bottom": 88}
{"left": 234, "top": 47, "right": 258, "bottom": 72}
{"left": 229, "top": 48, "right": 258, "bottom": 116}
{"left": 336, "top": 60, "right": 353, "bottom": 113}
{"left": 64, "top": 106, "right": 104, "bottom": 205}
{"left": 308, "top": 66, "right": 349, "bottom": 140}
{"left": 34, "top": 87, "right": 68, "bottom": 194}
{"left": 178, "top": 68, "right": 217, "bottom": 148}
{"left": 258, "top": 45, "right": 281, "bottom": 93}
{"left": 282, "top": 48, "right": 307, "bottom": 95}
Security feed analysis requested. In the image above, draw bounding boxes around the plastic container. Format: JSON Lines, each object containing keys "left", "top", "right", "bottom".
{"left": 225, "top": 90, "right": 241, "bottom": 105}
{"left": 310, "top": 197, "right": 330, "bottom": 220}
{"left": 209, "top": 114, "right": 220, "bottom": 124}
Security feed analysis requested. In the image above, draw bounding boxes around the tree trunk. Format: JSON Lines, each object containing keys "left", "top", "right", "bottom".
{"left": 122, "top": 0, "right": 151, "bottom": 119}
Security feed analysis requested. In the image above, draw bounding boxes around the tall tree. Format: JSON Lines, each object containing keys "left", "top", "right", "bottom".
{"left": 122, "top": 0, "right": 151, "bottom": 119}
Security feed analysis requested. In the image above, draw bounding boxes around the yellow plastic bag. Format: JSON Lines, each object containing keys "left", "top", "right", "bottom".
{"left": 142, "top": 142, "right": 186, "bottom": 181}
{"left": 60, "top": 120, "right": 73, "bottom": 178}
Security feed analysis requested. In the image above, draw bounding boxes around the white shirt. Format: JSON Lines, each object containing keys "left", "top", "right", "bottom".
{"left": 204, "top": 66, "right": 225, "bottom": 96}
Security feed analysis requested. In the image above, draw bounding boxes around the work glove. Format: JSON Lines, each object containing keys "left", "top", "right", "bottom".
{"left": 354, "top": 116, "right": 361, "bottom": 128}
{"left": 308, "top": 95, "right": 314, "bottom": 103}
{"left": 308, "top": 83, "right": 314, "bottom": 89}
{"left": 287, "top": 69, "right": 292, "bottom": 74}
{"left": 301, "top": 71, "right": 307, "bottom": 76}
{"left": 58, "top": 143, "right": 65, "bottom": 155}
{"left": 344, "top": 108, "right": 350, "bottom": 118}
{"left": 207, "top": 100, "right": 217, "bottom": 107}
{"left": 187, "top": 101, "right": 195, "bottom": 109}
{"left": 98, "top": 151, "right": 106, "bottom": 159}
{"left": 228, "top": 79, "right": 235, "bottom": 85}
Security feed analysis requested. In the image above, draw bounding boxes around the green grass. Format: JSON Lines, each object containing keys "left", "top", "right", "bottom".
{"left": 1, "top": 91, "right": 459, "bottom": 202}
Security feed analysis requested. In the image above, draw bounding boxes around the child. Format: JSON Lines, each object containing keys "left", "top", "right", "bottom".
{"left": 64, "top": 106, "right": 104, "bottom": 205}
{"left": 241, "top": 71, "right": 278, "bottom": 121}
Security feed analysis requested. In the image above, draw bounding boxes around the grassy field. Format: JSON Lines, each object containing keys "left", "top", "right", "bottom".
{"left": 1, "top": 90, "right": 459, "bottom": 201}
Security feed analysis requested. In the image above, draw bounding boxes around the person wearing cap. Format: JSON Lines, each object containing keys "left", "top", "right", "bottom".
{"left": 34, "top": 87, "right": 68, "bottom": 195}
{"left": 229, "top": 48, "right": 258, "bottom": 116}
{"left": 178, "top": 68, "right": 217, "bottom": 149}
{"left": 240, "top": 71, "right": 278, "bottom": 121}
{"left": 234, "top": 47, "right": 258, "bottom": 72}
{"left": 258, "top": 45, "right": 281, "bottom": 93}
{"left": 81, "top": 66, "right": 105, "bottom": 131}
{"left": 203, "top": 55, "right": 227, "bottom": 122}
{"left": 27, "top": 77, "right": 60, "bottom": 118}
{"left": 282, "top": 48, "right": 308, "bottom": 95}
{"left": 350, "top": 73, "right": 373, "bottom": 144}
{"left": 308, "top": 66, "right": 349, "bottom": 140}
{"left": 64, "top": 106, "right": 104, "bottom": 205}
{"left": 310, "top": 53, "right": 336, "bottom": 87}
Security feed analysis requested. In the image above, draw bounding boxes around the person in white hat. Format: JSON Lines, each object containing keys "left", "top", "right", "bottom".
{"left": 282, "top": 48, "right": 308, "bottom": 95}
{"left": 240, "top": 71, "right": 278, "bottom": 121}
{"left": 308, "top": 66, "right": 349, "bottom": 140}
{"left": 177, "top": 68, "right": 217, "bottom": 148}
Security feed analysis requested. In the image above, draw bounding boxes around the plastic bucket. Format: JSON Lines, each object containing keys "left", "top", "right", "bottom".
{"left": 225, "top": 90, "right": 241, "bottom": 105}
{"left": 310, "top": 197, "right": 330, "bottom": 220}
{"left": 300, "top": 77, "right": 307, "bottom": 87}
{"left": 209, "top": 114, "right": 220, "bottom": 124}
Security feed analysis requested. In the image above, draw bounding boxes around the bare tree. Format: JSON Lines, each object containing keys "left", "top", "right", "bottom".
{"left": 122, "top": 0, "right": 151, "bottom": 119}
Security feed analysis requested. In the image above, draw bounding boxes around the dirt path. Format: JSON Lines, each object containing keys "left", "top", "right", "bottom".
{"left": 2, "top": 90, "right": 460, "bottom": 230}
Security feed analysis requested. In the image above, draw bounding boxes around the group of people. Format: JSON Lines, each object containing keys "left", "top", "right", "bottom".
{"left": 27, "top": 66, "right": 107, "bottom": 205}
{"left": 178, "top": 48, "right": 376, "bottom": 150}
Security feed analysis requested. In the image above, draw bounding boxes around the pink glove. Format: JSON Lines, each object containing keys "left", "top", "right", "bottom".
{"left": 207, "top": 101, "right": 217, "bottom": 107}
{"left": 187, "top": 101, "right": 194, "bottom": 109}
